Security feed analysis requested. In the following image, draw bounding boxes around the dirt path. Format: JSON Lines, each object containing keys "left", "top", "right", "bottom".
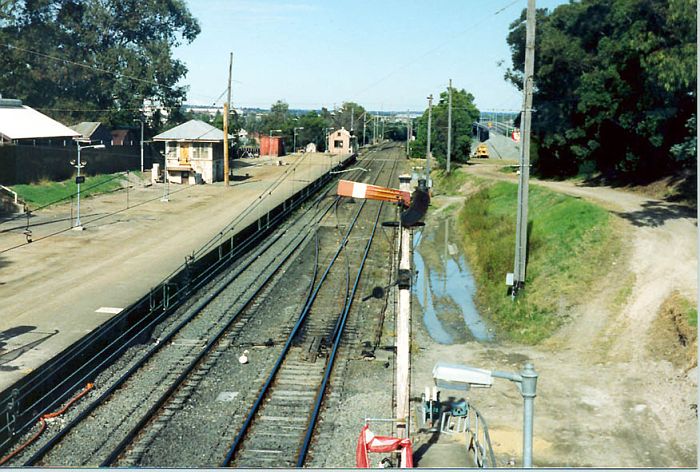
{"left": 412, "top": 162, "right": 697, "bottom": 467}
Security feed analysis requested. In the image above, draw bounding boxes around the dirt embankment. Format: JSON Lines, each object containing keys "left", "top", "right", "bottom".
{"left": 413, "top": 162, "right": 697, "bottom": 467}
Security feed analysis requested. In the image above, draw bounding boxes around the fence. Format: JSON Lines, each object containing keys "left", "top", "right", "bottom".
{"left": 0, "top": 143, "right": 159, "bottom": 186}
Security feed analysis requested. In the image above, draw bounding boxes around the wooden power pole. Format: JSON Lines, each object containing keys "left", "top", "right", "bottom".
{"left": 223, "top": 52, "right": 233, "bottom": 186}
{"left": 513, "top": 0, "right": 536, "bottom": 294}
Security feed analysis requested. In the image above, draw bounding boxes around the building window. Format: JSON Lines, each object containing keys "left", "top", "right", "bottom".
{"left": 192, "top": 142, "right": 208, "bottom": 159}
{"left": 334, "top": 140, "right": 343, "bottom": 148}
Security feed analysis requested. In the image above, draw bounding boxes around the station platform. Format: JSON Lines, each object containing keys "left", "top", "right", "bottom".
{"left": 0, "top": 152, "right": 346, "bottom": 393}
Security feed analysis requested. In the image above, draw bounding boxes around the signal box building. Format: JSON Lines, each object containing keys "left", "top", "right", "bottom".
{"left": 328, "top": 127, "right": 351, "bottom": 155}
{"left": 153, "top": 120, "right": 227, "bottom": 184}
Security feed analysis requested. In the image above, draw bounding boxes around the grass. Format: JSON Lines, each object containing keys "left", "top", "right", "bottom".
{"left": 679, "top": 297, "right": 698, "bottom": 327}
{"left": 457, "top": 181, "right": 617, "bottom": 344}
{"left": 12, "top": 173, "right": 128, "bottom": 209}
{"left": 430, "top": 169, "right": 469, "bottom": 196}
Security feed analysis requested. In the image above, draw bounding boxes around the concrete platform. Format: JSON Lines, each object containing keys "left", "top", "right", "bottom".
{"left": 0, "top": 151, "right": 347, "bottom": 392}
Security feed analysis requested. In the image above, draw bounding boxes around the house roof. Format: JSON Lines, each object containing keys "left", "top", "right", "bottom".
{"left": 0, "top": 100, "right": 80, "bottom": 140}
{"left": 70, "top": 122, "right": 103, "bottom": 138}
{"left": 153, "top": 119, "right": 229, "bottom": 142}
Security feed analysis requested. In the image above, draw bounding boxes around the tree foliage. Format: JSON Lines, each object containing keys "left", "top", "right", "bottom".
{"left": 506, "top": 0, "right": 696, "bottom": 179}
{"left": 0, "top": 0, "right": 200, "bottom": 129}
{"left": 410, "top": 86, "right": 480, "bottom": 167}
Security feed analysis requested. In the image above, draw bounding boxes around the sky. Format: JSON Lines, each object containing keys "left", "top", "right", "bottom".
{"left": 175, "top": 0, "right": 569, "bottom": 113}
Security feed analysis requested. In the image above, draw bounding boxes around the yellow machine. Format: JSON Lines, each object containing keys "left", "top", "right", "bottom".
{"left": 474, "top": 143, "right": 489, "bottom": 158}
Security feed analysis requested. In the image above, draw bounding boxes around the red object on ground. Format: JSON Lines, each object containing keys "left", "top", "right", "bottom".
{"left": 337, "top": 180, "right": 411, "bottom": 207}
{"left": 355, "top": 425, "right": 414, "bottom": 468}
{"left": 260, "top": 135, "right": 285, "bottom": 157}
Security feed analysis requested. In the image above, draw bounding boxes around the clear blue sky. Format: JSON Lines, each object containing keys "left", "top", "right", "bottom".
{"left": 176, "top": 0, "right": 568, "bottom": 112}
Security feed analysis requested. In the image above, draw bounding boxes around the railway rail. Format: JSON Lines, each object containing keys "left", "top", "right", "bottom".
{"left": 2, "top": 144, "right": 402, "bottom": 467}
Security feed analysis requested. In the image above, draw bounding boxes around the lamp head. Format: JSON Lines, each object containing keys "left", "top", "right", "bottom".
{"left": 432, "top": 362, "right": 493, "bottom": 391}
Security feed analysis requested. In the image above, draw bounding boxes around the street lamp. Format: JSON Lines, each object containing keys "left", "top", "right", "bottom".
{"left": 72, "top": 141, "right": 106, "bottom": 230}
{"left": 293, "top": 126, "right": 304, "bottom": 154}
{"left": 133, "top": 118, "right": 144, "bottom": 173}
{"left": 269, "top": 129, "right": 282, "bottom": 157}
{"left": 433, "top": 361, "right": 538, "bottom": 468}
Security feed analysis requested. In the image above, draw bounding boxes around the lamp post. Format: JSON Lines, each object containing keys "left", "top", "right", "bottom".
{"left": 268, "top": 129, "right": 282, "bottom": 157}
{"left": 433, "top": 362, "right": 539, "bottom": 468}
{"left": 293, "top": 126, "right": 304, "bottom": 154}
{"left": 72, "top": 141, "right": 106, "bottom": 230}
{"left": 133, "top": 118, "right": 144, "bottom": 173}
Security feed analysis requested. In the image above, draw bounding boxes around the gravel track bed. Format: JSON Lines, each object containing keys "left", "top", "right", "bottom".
{"left": 6, "top": 180, "right": 339, "bottom": 467}
{"left": 5, "top": 146, "right": 401, "bottom": 468}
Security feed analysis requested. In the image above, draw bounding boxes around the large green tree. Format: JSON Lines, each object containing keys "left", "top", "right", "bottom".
{"left": 411, "top": 86, "right": 480, "bottom": 166}
{"left": 506, "top": 0, "right": 696, "bottom": 179}
{"left": 0, "top": 0, "right": 200, "bottom": 128}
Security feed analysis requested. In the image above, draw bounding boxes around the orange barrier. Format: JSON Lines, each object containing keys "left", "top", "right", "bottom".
{"left": 355, "top": 424, "right": 413, "bottom": 468}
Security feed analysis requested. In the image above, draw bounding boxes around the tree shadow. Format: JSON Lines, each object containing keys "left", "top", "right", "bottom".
{"left": 614, "top": 200, "right": 696, "bottom": 228}
{"left": 0, "top": 326, "right": 58, "bottom": 370}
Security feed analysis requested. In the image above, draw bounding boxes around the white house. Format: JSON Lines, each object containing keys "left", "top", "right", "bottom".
{"left": 153, "top": 120, "right": 229, "bottom": 184}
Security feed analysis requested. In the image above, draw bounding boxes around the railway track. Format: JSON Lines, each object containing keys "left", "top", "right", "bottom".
{"left": 2, "top": 146, "right": 397, "bottom": 467}
{"left": 223, "top": 149, "right": 400, "bottom": 468}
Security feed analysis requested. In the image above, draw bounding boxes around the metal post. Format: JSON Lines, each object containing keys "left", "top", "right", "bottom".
{"left": 521, "top": 363, "right": 538, "bottom": 468}
{"left": 350, "top": 106, "right": 354, "bottom": 132}
{"left": 162, "top": 147, "right": 169, "bottom": 202}
{"left": 426, "top": 94, "right": 433, "bottom": 183}
{"left": 139, "top": 119, "right": 144, "bottom": 173}
{"left": 363, "top": 115, "right": 367, "bottom": 146}
{"left": 513, "top": 0, "right": 537, "bottom": 294}
{"left": 75, "top": 145, "right": 82, "bottom": 228}
{"left": 447, "top": 79, "right": 453, "bottom": 174}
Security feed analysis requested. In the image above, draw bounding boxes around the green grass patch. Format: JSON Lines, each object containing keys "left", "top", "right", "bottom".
{"left": 457, "top": 181, "right": 617, "bottom": 344}
{"left": 431, "top": 169, "right": 469, "bottom": 196}
{"left": 679, "top": 297, "right": 698, "bottom": 327}
{"left": 12, "top": 173, "right": 127, "bottom": 209}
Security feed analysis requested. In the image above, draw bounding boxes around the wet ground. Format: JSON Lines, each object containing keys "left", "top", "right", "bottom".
{"left": 413, "top": 216, "right": 493, "bottom": 344}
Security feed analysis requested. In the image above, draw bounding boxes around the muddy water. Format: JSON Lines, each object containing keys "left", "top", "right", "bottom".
{"left": 413, "top": 217, "right": 493, "bottom": 344}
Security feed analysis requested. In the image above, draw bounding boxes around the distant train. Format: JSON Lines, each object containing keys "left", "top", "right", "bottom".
{"left": 471, "top": 123, "right": 490, "bottom": 142}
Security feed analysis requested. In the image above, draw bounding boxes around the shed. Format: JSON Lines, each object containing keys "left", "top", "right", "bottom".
{"left": 70, "top": 122, "right": 112, "bottom": 145}
{"left": 153, "top": 119, "right": 229, "bottom": 184}
{"left": 0, "top": 99, "right": 79, "bottom": 145}
{"left": 260, "top": 135, "right": 285, "bottom": 157}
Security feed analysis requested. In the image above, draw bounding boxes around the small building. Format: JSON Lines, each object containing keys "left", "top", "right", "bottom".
{"left": 305, "top": 142, "right": 317, "bottom": 153}
{"left": 153, "top": 120, "right": 228, "bottom": 184}
{"left": 0, "top": 98, "right": 79, "bottom": 145}
{"left": 328, "top": 127, "right": 351, "bottom": 155}
{"left": 111, "top": 128, "right": 137, "bottom": 146}
{"left": 70, "top": 122, "right": 112, "bottom": 144}
{"left": 260, "top": 135, "right": 285, "bottom": 157}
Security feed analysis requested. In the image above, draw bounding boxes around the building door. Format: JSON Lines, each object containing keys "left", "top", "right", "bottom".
{"left": 180, "top": 143, "right": 190, "bottom": 165}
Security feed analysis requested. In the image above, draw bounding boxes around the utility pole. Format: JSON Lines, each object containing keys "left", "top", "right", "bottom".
{"left": 406, "top": 110, "right": 410, "bottom": 158}
{"left": 223, "top": 52, "right": 232, "bottom": 186}
{"left": 512, "top": 0, "right": 536, "bottom": 296}
{"left": 363, "top": 114, "right": 367, "bottom": 146}
{"left": 396, "top": 174, "right": 413, "bottom": 438}
{"left": 350, "top": 106, "right": 354, "bottom": 132}
{"left": 426, "top": 94, "right": 433, "bottom": 184}
{"left": 446, "top": 79, "right": 453, "bottom": 174}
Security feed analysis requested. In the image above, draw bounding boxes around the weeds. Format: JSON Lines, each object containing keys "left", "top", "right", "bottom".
{"left": 458, "top": 181, "right": 616, "bottom": 344}
{"left": 12, "top": 173, "right": 128, "bottom": 209}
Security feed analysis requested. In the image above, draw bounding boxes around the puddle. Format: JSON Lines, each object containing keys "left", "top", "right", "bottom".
{"left": 413, "top": 217, "right": 493, "bottom": 344}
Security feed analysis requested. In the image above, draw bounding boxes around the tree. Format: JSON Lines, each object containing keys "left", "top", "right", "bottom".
{"left": 506, "top": 0, "right": 697, "bottom": 180}
{"left": 410, "top": 86, "right": 480, "bottom": 167}
{"left": 0, "top": 0, "right": 200, "bottom": 130}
